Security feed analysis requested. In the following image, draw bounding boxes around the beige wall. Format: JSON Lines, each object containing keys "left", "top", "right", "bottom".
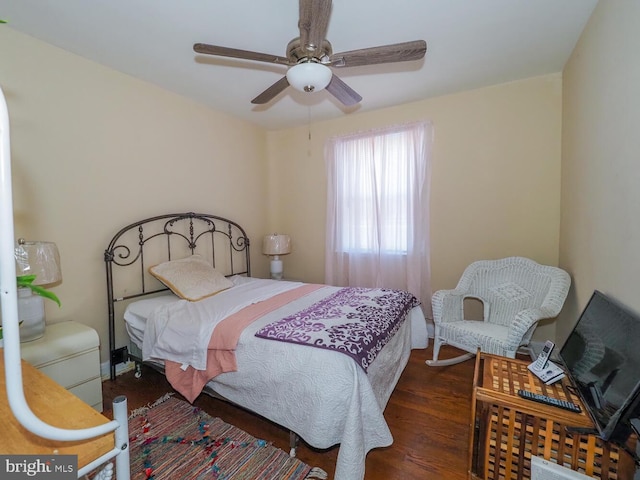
{"left": 2, "top": 24, "right": 569, "bottom": 365}
{"left": 267, "top": 74, "right": 563, "bottom": 341}
{"left": 1, "top": 28, "right": 270, "bottom": 364}
{"left": 558, "top": 2, "right": 640, "bottom": 341}
{"left": 6, "top": 2, "right": 637, "bottom": 377}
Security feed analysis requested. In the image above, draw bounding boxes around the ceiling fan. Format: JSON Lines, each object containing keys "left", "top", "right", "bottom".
{"left": 193, "top": 0, "right": 427, "bottom": 107}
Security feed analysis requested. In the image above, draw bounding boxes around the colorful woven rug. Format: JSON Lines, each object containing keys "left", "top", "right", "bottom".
{"left": 117, "top": 394, "right": 322, "bottom": 480}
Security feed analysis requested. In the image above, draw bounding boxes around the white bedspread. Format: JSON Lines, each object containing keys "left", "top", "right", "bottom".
{"left": 126, "top": 277, "right": 428, "bottom": 480}
{"left": 142, "top": 276, "right": 302, "bottom": 370}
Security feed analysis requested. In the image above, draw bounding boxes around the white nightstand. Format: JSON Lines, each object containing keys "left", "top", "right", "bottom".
{"left": 20, "top": 321, "right": 103, "bottom": 412}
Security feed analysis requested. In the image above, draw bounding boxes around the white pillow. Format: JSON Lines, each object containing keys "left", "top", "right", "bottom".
{"left": 149, "top": 255, "right": 233, "bottom": 301}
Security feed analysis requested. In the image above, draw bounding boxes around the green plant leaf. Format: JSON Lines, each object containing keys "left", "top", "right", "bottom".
{"left": 28, "top": 284, "right": 61, "bottom": 306}
{"left": 17, "top": 274, "right": 36, "bottom": 287}
{"left": 16, "top": 274, "right": 61, "bottom": 307}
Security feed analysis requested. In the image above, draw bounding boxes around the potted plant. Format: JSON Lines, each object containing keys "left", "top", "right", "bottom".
{"left": 0, "top": 275, "right": 61, "bottom": 341}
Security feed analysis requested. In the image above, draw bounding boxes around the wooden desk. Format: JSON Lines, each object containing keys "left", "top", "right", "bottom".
{"left": 469, "top": 353, "right": 635, "bottom": 479}
{"left": 0, "top": 349, "right": 113, "bottom": 469}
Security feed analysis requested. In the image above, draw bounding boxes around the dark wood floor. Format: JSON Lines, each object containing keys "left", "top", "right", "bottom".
{"left": 102, "top": 345, "right": 476, "bottom": 480}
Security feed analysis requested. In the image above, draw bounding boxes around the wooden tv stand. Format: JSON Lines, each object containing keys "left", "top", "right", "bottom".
{"left": 468, "top": 352, "right": 636, "bottom": 479}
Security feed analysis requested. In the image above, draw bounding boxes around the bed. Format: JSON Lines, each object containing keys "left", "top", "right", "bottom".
{"left": 105, "top": 212, "right": 429, "bottom": 480}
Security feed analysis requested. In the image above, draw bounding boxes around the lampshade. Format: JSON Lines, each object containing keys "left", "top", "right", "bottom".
{"left": 14, "top": 240, "right": 62, "bottom": 342}
{"left": 286, "top": 62, "right": 332, "bottom": 93}
{"left": 262, "top": 234, "right": 291, "bottom": 256}
{"left": 15, "top": 239, "right": 62, "bottom": 285}
{"left": 263, "top": 234, "right": 291, "bottom": 281}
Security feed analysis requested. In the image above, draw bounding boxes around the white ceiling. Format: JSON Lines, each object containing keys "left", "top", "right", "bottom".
{"left": 0, "top": 0, "right": 598, "bottom": 131}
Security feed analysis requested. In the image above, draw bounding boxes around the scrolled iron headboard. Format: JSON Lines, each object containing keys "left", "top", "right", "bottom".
{"left": 104, "top": 212, "right": 251, "bottom": 379}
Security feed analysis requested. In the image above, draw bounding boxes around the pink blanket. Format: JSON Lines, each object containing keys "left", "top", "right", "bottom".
{"left": 165, "top": 284, "right": 322, "bottom": 402}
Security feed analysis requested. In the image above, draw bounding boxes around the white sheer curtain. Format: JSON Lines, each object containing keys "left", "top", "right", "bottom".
{"left": 325, "top": 121, "right": 433, "bottom": 316}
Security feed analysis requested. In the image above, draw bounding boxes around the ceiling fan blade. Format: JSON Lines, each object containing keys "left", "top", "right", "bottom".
{"left": 299, "top": 0, "right": 332, "bottom": 55}
{"left": 329, "top": 40, "right": 427, "bottom": 68}
{"left": 325, "top": 75, "right": 362, "bottom": 106}
{"left": 251, "top": 76, "right": 290, "bottom": 104}
{"left": 194, "top": 43, "right": 291, "bottom": 66}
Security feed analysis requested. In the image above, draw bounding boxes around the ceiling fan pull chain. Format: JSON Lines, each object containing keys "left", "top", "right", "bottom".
{"left": 307, "top": 106, "right": 312, "bottom": 157}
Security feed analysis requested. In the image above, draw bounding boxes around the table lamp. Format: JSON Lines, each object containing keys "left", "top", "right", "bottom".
{"left": 14, "top": 239, "right": 62, "bottom": 342}
{"left": 262, "top": 234, "right": 291, "bottom": 280}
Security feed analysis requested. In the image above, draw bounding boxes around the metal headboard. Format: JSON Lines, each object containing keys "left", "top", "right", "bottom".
{"left": 104, "top": 212, "right": 251, "bottom": 380}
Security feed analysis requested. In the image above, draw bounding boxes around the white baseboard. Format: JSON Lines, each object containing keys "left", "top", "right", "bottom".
{"left": 100, "top": 360, "right": 135, "bottom": 381}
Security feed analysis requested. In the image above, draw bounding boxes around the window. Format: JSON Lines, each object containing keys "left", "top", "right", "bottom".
{"left": 325, "top": 121, "right": 433, "bottom": 311}
{"left": 332, "top": 129, "right": 419, "bottom": 254}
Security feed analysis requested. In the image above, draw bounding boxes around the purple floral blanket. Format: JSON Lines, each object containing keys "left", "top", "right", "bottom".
{"left": 255, "top": 287, "right": 420, "bottom": 371}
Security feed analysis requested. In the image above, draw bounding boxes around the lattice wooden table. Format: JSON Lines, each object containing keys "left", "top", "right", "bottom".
{"left": 468, "top": 352, "right": 635, "bottom": 479}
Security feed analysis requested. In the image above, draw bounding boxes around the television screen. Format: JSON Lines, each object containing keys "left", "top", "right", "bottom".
{"left": 559, "top": 290, "right": 640, "bottom": 442}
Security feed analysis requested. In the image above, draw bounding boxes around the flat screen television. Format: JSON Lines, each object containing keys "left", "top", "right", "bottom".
{"left": 559, "top": 290, "right": 640, "bottom": 444}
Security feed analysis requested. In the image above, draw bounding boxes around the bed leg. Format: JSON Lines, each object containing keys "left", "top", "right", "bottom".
{"left": 134, "top": 362, "right": 142, "bottom": 379}
{"left": 289, "top": 431, "right": 299, "bottom": 457}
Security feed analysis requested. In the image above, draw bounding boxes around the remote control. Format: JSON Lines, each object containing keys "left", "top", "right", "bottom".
{"left": 518, "top": 389, "right": 581, "bottom": 413}
{"left": 532, "top": 340, "right": 555, "bottom": 371}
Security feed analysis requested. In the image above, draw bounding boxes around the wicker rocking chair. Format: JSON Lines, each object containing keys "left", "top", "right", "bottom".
{"left": 426, "top": 257, "right": 571, "bottom": 367}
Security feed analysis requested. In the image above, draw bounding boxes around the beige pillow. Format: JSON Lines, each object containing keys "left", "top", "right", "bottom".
{"left": 149, "top": 255, "right": 233, "bottom": 301}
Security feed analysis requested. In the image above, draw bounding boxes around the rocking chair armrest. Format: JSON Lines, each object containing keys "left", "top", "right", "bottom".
{"left": 432, "top": 289, "right": 466, "bottom": 324}
{"left": 507, "top": 306, "right": 558, "bottom": 348}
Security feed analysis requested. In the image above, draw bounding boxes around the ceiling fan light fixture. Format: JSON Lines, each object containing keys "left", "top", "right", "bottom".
{"left": 286, "top": 62, "right": 332, "bottom": 93}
